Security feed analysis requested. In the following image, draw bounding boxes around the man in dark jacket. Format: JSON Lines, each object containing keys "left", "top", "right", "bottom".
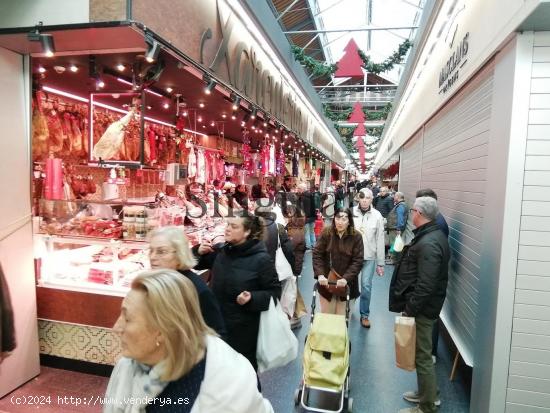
{"left": 298, "top": 183, "right": 318, "bottom": 249}
{"left": 373, "top": 186, "right": 394, "bottom": 218}
{"left": 389, "top": 196, "right": 450, "bottom": 413}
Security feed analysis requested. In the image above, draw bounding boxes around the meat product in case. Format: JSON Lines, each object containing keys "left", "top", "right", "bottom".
{"left": 92, "top": 109, "right": 135, "bottom": 160}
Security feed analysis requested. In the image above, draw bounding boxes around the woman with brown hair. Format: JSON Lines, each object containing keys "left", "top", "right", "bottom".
{"left": 312, "top": 207, "right": 364, "bottom": 314}
{"left": 105, "top": 269, "right": 273, "bottom": 412}
{"left": 193, "top": 211, "right": 281, "bottom": 371}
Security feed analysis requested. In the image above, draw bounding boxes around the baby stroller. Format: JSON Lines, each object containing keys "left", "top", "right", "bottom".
{"left": 294, "top": 281, "right": 353, "bottom": 412}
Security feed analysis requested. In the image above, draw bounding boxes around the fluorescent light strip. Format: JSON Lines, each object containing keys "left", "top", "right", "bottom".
{"left": 116, "top": 78, "right": 163, "bottom": 97}
{"left": 42, "top": 86, "right": 206, "bottom": 136}
{"left": 226, "top": 0, "right": 346, "bottom": 157}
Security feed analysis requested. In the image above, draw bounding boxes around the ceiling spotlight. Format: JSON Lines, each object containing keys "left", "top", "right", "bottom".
{"left": 166, "top": 87, "right": 173, "bottom": 93}
{"left": 163, "top": 102, "right": 170, "bottom": 109}
{"left": 145, "top": 36, "right": 161, "bottom": 63}
{"left": 199, "top": 102, "right": 205, "bottom": 108}
{"left": 147, "top": 105, "right": 152, "bottom": 110}
{"left": 210, "top": 121, "right": 215, "bottom": 127}
{"left": 231, "top": 95, "right": 241, "bottom": 110}
{"left": 69, "top": 64, "right": 78, "bottom": 73}
{"left": 96, "top": 79, "right": 105, "bottom": 89}
{"left": 197, "top": 116, "right": 203, "bottom": 123}
{"left": 183, "top": 110, "right": 189, "bottom": 117}
{"left": 250, "top": 107, "right": 257, "bottom": 119}
{"left": 204, "top": 78, "right": 216, "bottom": 94}
{"left": 117, "top": 63, "right": 126, "bottom": 72}
{"left": 221, "top": 113, "right": 227, "bottom": 119}
{"left": 38, "top": 66, "right": 46, "bottom": 73}
{"left": 28, "top": 26, "right": 56, "bottom": 57}
{"left": 231, "top": 111, "right": 237, "bottom": 120}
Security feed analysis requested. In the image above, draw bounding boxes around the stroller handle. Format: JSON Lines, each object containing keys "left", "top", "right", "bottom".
{"left": 312, "top": 281, "right": 351, "bottom": 324}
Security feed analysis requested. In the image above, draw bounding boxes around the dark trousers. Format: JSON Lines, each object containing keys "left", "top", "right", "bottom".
{"left": 415, "top": 316, "right": 438, "bottom": 413}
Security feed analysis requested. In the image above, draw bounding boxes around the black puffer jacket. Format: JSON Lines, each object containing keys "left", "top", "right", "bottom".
{"left": 374, "top": 194, "right": 394, "bottom": 218}
{"left": 389, "top": 221, "right": 450, "bottom": 319}
{"left": 262, "top": 220, "right": 295, "bottom": 274}
{"left": 193, "top": 239, "right": 281, "bottom": 370}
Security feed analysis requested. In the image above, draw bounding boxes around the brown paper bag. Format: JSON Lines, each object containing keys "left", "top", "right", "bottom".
{"left": 395, "top": 316, "right": 416, "bottom": 371}
{"left": 294, "top": 289, "right": 307, "bottom": 318}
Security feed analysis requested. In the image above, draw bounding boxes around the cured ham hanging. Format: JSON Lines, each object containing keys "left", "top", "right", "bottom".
{"left": 92, "top": 109, "right": 135, "bottom": 160}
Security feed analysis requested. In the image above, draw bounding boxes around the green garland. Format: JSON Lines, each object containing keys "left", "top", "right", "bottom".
{"left": 291, "top": 45, "right": 337, "bottom": 78}
{"left": 358, "top": 39, "right": 412, "bottom": 74}
{"left": 324, "top": 103, "right": 393, "bottom": 123}
{"left": 324, "top": 105, "right": 352, "bottom": 122}
{"left": 291, "top": 39, "right": 412, "bottom": 78}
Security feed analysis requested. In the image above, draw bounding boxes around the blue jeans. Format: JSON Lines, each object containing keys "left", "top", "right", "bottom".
{"left": 359, "top": 260, "right": 376, "bottom": 318}
{"left": 304, "top": 221, "right": 316, "bottom": 249}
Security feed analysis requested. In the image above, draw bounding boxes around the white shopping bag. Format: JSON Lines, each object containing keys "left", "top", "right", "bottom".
{"left": 275, "top": 232, "right": 294, "bottom": 281}
{"left": 257, "top": 298, "right": 298, "bottom": 373}
{"left": 393, "top": 234, "right": 405, "bottom": 252}
{"left": 280, "top": 277, "right": 297, "bottom": 318}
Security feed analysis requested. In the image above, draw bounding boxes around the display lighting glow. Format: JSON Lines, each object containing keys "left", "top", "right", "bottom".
{"left": 199, "top": 102, "right": 205, "bottom": 108}
{"left": 210, "top": 121, "right": 215, "bottom": 127}
{"left": 166, "top": 87, "right": 173, "bottom": 93}
{"left": 69, "top": 65, "right": 78, "bottom": 73}
{"left": 163, "top": 103, "right": 170, "bottom": 109}
{"left": 225, "top": 0, "right": 346, "bottom": 159}
{"left": 116, "top": 64, "right": 126, "bottom": 72}
{"left": 197, "top": 116, "right": 203, "bottom": 123}
{"left": 97, "top": 79, "right": 105, "bottom": 89}
{"left": 221, "top": 114, "right": 227, "bottom": 119}
{"left": 42, "top": 86, "right": 207, "bottom": 136}
{"left": 38, "top": 66, "right": 46, "bottom": 73}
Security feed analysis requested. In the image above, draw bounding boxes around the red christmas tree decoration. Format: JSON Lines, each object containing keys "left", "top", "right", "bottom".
{"left": 348, "top": 102, "right": 365, "bottom": 123}
{"left": 335, "top": 39, "right": 364, "bottom": 78}
{"left": 353, "top": 122, "right": 366, "bottom": 137}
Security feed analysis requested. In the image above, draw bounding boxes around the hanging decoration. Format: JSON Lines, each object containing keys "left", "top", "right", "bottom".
{"left": 358, "top": 39, "right": 412, "bottom": 74}
{"left": 290, "top": 45, "right": 337, "bottom": 78}
{"left": 276, "top": 146, "right": 285, "bottom": 175}
{"left": 241, "top": 128, "right": 253, "bottom": 173}
{"left": 324, "top": 105, "right": 352, "bottom": 121}
{"left": 291, "top": 39, "right": 412, "bottom": 77}
{"left": 348, "top": 102, "right": 366, "bottom": 123}
{"left": 334, "top": 39, "right": 364, "bottom": 78}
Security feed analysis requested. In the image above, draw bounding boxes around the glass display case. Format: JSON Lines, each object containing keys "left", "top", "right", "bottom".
{"left": 35, "top": 234, "right": 148, "bottom": 295}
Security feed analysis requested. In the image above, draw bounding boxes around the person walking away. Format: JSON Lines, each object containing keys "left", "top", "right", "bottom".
{"left": 352, "top": 189, "right": 385, "bottom": 328}
{"left": 313, "top": 208, "right": 363, "bottom": 314}
{"left": 389, "top": 197, "right": 450, "bottom": 413}
{"left": 148, "top": 227, "right": 226, "bottom": 338}
{"left": 321, "top": 186, "right": 336, "bottom": 222}
{"left": 335, "top": 183, "right": 346, "bottom": 210}
{"left": 386, "top": 192, "right": 409, "bottom": 264}
{"left": 105, "top": 269, "right": 273, "bottom": 413}
{"left": 192, "top": 212, "right": 281, "bottom": 372}
{"left": 298, "top": 183, "right": 318, "bottom": 250}
{"left": 284, "top": 204, "right": 307, "bottom": 329}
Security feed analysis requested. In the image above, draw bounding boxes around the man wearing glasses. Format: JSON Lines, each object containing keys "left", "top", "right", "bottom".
{"left": 389, "top": 197, "right": 450, "bottom": 413}
{"left": 353, "top": 188, "right": 385, "bottom": 328}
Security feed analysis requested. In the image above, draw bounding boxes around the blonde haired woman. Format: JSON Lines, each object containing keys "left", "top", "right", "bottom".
{"left": 105, "top": 269, "right": 273, "bottom": 413}
{"left": 148, "top": 227, "right": 226, "bottom": 338}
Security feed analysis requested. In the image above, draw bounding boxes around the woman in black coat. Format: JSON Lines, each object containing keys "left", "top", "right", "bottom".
{"left": 193, "top": 212, "right": 281, "bottom": 371}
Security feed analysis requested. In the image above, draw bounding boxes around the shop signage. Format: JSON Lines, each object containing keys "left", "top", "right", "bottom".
{"left": 438, "top": 32, "right": 469, "bottom": 95}
{"left": 200, "top": 0, "right": 325, "bottom": 152}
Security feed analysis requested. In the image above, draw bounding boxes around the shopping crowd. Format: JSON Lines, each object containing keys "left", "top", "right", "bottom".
{"left": 104, "top": 176, "right": 450, "bottom": 413}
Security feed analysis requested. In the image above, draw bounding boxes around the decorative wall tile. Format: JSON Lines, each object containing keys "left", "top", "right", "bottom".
{"left": 38, "top": 319, "right": 121, "bottom": 365}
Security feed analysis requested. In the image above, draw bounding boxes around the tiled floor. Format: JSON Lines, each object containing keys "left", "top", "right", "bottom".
{"left": 0, "top": 367, "right": 108, "bottom": 412}
{"left": 260, "top": 253, "right": 470, "bottom": 412}
{"left": 0, "top": 254, "right": 470, "bottom": 413}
